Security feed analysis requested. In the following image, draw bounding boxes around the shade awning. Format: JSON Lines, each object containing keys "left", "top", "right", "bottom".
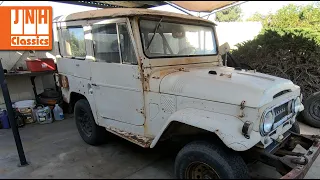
{"left": 54, "top": 1, "right": 241, "bottom": 13}
{"left": 169, "top": 1, "right": 239, "bottom": 12}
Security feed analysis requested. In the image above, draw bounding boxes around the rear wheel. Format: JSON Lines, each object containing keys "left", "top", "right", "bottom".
{"left": 74, "top": 99, "right": 107, "bottom": 145}
{"left": 174, "top": 140, "right": 249, "bottom": 179}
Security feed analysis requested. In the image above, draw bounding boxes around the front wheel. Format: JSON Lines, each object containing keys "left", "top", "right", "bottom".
{"left": 174, "top": 140, "right": 249, "bottom": 179}
{"left": 74, "top": 99, "right": 107, "bottom": 146}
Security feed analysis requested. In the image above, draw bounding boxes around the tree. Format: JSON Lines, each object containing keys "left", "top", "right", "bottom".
{"left": 246, "top": 4, "right": 320, "bottom": 31}
{"left": 215, "top": 6, "right": 242, "bottom": 22}
{"left": 69, "top": 32, "right": 85, "bottom": 57}
{"left": 246, "top": 12, "right": 265, "bottom": 22}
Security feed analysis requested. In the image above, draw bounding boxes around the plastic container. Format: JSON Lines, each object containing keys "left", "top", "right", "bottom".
{"left": 13, "top": 100, "right": 36, "bottom": 124}
{"left": 53, "top": 104, "right": 64, "bottom": 120}
{"left": 0, "top": 110, "right": 10, "bottom": 129}
{"left": 26, "top": 58, "right": 56, "bottom": 72}
{"left": 36, "top": 106, "right": 53, "bottom": 124}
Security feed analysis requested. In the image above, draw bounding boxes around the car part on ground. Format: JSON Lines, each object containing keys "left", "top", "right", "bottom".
{"left": 246, "top": 133, "right": 320, "bottom": 179}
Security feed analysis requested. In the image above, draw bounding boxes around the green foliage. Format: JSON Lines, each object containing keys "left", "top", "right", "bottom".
{"left": 215, "top": 6, "right": 242, "bottom": 22}
{"left": 246, "top": 4, "right": 320, "bottom": 31}
{"left": 246, "top": 12, "right": 265, "bottom": 22}
{"left": 69, "top": 32, "right": 86, "bottom": 57}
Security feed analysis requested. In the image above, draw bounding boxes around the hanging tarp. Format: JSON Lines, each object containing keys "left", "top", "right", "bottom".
{"left": 55, "top": 1, "right": 240, "bottom": 13}
{"left": 168, "top": 1, "right": 239, "bottom": 12}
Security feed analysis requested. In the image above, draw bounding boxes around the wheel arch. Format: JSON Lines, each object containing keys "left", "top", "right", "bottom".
{"left": 68, "top": 92, "right": 88, "bottom": 113}
{"left": 150, "top": 108, "right": 262, "bottom": 151}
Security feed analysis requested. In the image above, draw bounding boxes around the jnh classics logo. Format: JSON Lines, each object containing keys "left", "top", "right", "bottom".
{"left": 0, "top": 6, "right": 52, "bottom": 50}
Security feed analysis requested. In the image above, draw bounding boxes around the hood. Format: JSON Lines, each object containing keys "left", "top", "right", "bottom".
{"left": 159, "top": 67, "right": 299, "bottom": 108}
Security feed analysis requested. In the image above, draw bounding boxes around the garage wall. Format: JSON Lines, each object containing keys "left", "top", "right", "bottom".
{"left": 215, "top": 21, "right": 263, "bottom": 49}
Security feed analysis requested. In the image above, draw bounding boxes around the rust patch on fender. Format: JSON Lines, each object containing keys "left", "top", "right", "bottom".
{"left": 105, "top": 126, "right": 153, "bottom": 148}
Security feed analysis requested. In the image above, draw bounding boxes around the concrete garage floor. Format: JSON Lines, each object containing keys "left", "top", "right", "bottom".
{"left": 0, "top": 115, "right": 320, "bottom": 179}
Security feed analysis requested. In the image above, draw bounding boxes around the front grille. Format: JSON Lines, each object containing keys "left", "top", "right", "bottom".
{"left": 274, "top": 102, "right": 290, "bottom": 123}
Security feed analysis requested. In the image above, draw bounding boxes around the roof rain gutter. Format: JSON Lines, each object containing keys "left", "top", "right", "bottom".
{"left": 200, "top": 1, "right": 247, "bottom": 18}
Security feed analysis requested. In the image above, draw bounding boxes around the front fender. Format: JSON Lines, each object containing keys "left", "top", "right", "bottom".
{"left": 150, "top": 108, "right": 261, "bottom": 151}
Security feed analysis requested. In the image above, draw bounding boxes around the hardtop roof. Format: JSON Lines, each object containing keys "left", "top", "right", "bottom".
{"left": 53, "top": 8, "right": 215, "bottom": 25}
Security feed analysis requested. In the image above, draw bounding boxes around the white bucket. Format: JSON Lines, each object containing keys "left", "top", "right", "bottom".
{"left": 13, "top": 100, "right": 35, "bottom": 109}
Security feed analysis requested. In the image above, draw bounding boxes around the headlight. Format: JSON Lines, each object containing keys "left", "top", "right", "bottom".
{"left": 263, "top": 111, "right": 274, "bottom": 133}
{"left": 292, "top": 97, "right": 301, "bottom": 113}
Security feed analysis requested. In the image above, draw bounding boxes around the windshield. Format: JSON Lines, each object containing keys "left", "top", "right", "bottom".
{"left": 139, "top": 19, "right": 217, "bottom": 58}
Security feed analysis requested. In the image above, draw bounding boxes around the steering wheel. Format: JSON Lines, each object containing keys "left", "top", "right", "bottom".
{"left": 178, "top": 47, "right": 196, "bottom": 55}
{"left": 111, "top": 40, "right": 119, "bottom": 52}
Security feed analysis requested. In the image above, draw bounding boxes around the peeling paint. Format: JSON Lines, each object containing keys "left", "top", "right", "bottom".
{"left": 105, "top": 126, "right": 153, "bottom": 148}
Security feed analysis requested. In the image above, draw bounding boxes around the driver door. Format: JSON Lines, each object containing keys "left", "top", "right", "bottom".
{"left": 89, "top": 18, "right": 145, "bottom": 126}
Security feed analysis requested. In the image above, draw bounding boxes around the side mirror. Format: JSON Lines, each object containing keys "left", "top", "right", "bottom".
{"left": 218, "top": 42, "right": 230, "bottom": 55}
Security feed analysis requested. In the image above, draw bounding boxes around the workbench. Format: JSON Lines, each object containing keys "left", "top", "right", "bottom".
{"left": 4, "top": 71, "right": 58, "bottom": 103}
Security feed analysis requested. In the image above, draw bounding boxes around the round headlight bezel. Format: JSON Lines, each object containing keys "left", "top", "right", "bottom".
{"left": 262, "top": 110, "right": 275, "bottom": 134}
{"left": 292, "top": 97, "right": 301, "bottom": 113}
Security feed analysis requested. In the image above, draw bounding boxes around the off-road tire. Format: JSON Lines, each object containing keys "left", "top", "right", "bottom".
{"left": 174, "top": 140, "right": 249, "bottom": 179}
{"left": 74, "top": 99, "right": 107, "bottom": 145}
{"left": 302, "top": 92, "right": 320, "bottom": 128}
{"left": 290, "top": 121, "right": 300, "bottom": 134}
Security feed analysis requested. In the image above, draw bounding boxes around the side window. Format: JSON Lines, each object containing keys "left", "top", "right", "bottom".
{"left": 61, "top": 27, "right": 86, "bottom": 58}
{"left": 92, "top": 22, "right": 137, "bottom": 65}
{"left": 92, "top": 23, "right": 120, "bottom": 63}
{"left": 118, "top": 23, "right": 137, "bottom": 65}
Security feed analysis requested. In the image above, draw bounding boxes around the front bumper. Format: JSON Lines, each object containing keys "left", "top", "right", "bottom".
{"left": 280, "top": 134, "right": 320, "bottom": 179}
{"left": 248, "top": 133, "right": 320, "bottom": 179}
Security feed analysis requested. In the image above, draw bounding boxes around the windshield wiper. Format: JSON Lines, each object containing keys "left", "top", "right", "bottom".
{"left": 146, "top": 17, "right": 163, "bottom": 51}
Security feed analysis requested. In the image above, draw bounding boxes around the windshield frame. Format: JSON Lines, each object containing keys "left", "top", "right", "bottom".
{"left": 138, "top": 16, "right": 219, "bottom": 59}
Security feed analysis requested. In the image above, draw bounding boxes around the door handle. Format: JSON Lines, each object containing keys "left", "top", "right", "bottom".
{"left": 92, "top": 83, "right": 97, "bottom": 86}
{"left": 76, "top": 64, "right": 80, "bottom": 67}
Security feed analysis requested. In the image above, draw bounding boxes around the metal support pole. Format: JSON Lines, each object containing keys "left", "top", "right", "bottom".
{"left": 0, "top": 59, "right": 28, "bottom": 166}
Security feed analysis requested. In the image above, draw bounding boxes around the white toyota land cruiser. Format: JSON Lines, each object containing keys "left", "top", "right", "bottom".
{"left": 53, "top": 8, "right": 320, "bottom": 179}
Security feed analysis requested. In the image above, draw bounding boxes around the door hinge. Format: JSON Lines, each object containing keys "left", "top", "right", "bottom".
{"left": 133, "top": 74, "right": 140, "bottom": 79}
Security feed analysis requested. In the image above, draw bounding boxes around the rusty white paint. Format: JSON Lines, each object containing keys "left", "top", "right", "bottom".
{"left": 54, "top": 8, "right": 304, "bottom": 152}
{"left": 105, "top": 125, "right": 153, "bottom": 148}
{"left": 159, "top": 66, "right": 300, "bottom": 108}
{"left": 90, "top": 63, "right": 145, "bottom": 125}
{"left": 149, "top": 108, "right": 261, "bottom": 151}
